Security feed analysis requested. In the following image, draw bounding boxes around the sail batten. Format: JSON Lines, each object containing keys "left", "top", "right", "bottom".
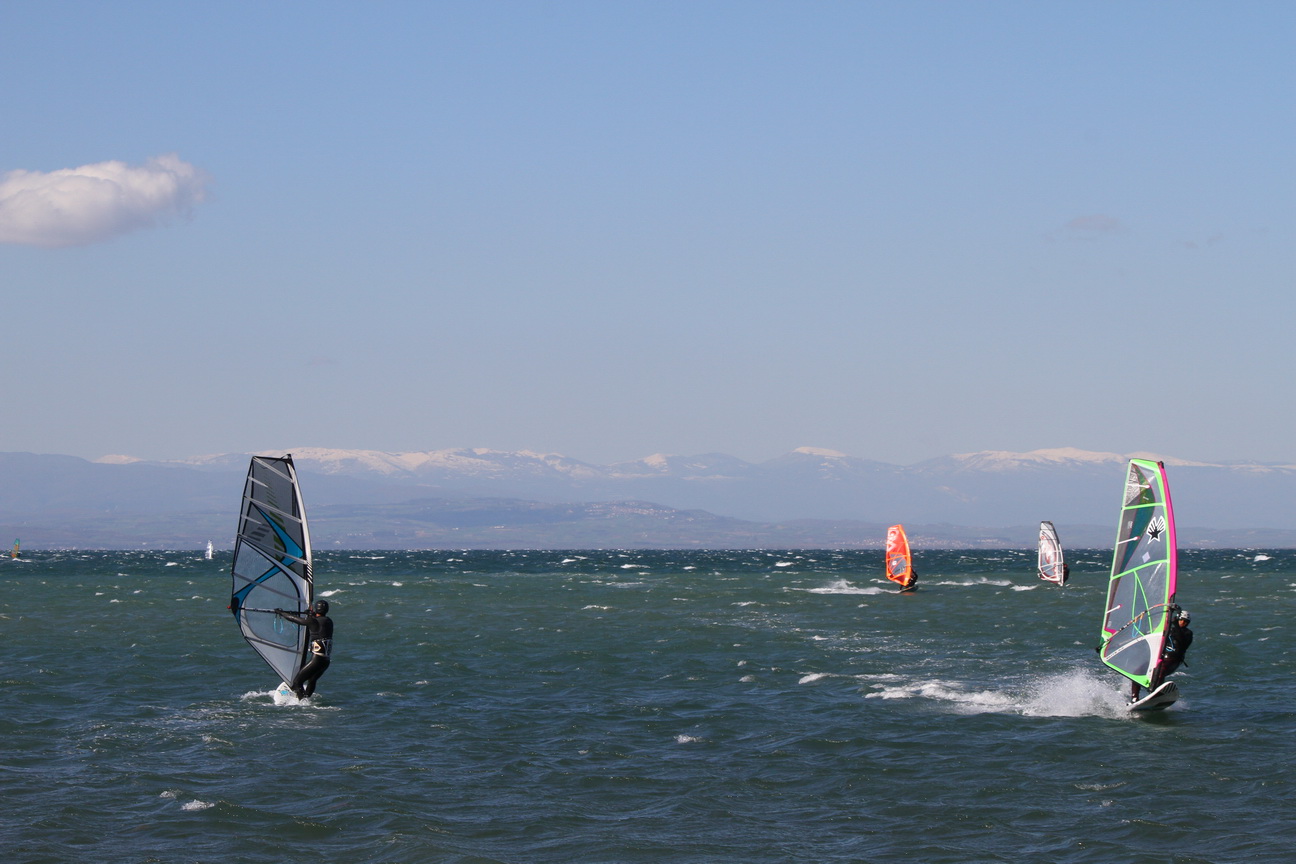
{"left": 1098, "top": 459, "right": 1178, "bottom": 688}
{"left": 230, "top": 455, "right": 314, "bottom": 685}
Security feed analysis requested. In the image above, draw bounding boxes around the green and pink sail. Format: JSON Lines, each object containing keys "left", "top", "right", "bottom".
{"left": 1098, "top": 459, "right": 1178, "bottom": 690}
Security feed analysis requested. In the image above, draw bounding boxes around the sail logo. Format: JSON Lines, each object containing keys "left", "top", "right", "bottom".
{"left": 1145, "top": 515, "right": 1167, "bottom": 542}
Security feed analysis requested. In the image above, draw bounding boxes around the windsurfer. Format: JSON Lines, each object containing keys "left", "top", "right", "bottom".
{"left": 903, "top": 569, "right": 919, "bottom": 591}
{"left": 1131, "top": 607, "right": 1193, "bottom": 701}
{"left": 275, "top": 599, "right": 334, "bottom": 698}
{"left": 1151, "top": 608, "right": 1193, "bottom": 687}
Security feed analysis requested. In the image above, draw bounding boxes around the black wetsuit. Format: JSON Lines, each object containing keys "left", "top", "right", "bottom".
{"left": 277, "top": 610, "right": 333, "bottom": 698}
{"left": 1157, "top": 621, "right": 1193, "bottom": 679}
{"left": 1139, "top": 618, "right": 1193, "bottom": 695}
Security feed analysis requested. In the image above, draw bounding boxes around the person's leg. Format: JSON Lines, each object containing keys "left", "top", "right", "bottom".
{"left": 300, "top": 657, "right": 330, "bottom": 697}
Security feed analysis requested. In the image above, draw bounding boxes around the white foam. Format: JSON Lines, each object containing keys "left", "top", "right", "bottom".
{"left": 932, "top": 577, "right": 1015, "bottom": 587}
{"left": 182, "top": 800, "right": 215, "bottom": 811}
{"left": 239, "top": 685, "right": 308, "bottom": 707}
{"left": 864, "top": 668, "right": 1135, "bottom": 719}
{"left": 798, "top": 579, "right": 888, "bottom": 595}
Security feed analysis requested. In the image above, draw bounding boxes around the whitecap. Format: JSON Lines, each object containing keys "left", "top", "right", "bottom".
{"left": 798, "top": 579, "right": 887, "bottom": 595}
{"left": 182, "top": 800, "right": 215, "bottom": 811}
{"left": 799, "top": 672, "right": 831, "bottom": 685}
{"left": 863, "top": 669, "right": 1133, "bottom": 719}
{"left": 933, "top": 578, "right": 1015, "bottom": 587}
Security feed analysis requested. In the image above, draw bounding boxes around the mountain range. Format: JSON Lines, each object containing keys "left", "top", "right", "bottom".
{"left": 3, "top": 446, "right": 1293, "bottom": 549}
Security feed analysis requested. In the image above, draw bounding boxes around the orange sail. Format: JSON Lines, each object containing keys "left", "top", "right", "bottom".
{"left": 885, "top": 524, "right": 915, "bottom": 589}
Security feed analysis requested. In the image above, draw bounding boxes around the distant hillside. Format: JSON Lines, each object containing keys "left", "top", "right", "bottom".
{"left": 2, "top": 447, "right": 1294, "bottom": 549}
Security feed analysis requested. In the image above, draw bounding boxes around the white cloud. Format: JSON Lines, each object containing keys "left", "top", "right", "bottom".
{"left": 0, "top": 153, "right": 210, "bottom": 247}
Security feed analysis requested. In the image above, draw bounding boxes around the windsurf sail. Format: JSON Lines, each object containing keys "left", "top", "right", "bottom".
{"left": 885, "top": 524, "right": 915, "bottom": 589}
{"left": 1037, "top": 521, "right": 1066, "bottom": 586}
{"left": 10, "top": 538, "right": 17, "bottom": 559}
{"left": 229, "top": 455, "right": 313, "bottom": 685}
{"left": 205, "top": 540, "right": 214, "bottom": 560}
{"left": 1098, "top": 459, "right": 1178, "bottom": 690}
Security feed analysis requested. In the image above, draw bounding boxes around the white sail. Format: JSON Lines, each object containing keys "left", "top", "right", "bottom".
{"left": 1037, "top": 521, "right": 1065, "bottom": 585}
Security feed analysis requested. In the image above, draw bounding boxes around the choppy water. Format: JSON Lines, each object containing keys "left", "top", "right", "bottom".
{"left": 2, "top": 548, "right": 1293, "bottom": 863}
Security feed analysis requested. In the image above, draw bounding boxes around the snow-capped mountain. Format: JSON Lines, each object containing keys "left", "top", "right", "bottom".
{"left": 3, "top": 446, "right": 1292, "bottom": 548}
{"left": 106, "top": 445, "right": 1296, "bottom": 526}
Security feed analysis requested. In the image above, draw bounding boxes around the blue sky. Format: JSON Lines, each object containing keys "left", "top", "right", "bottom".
{"left": 1, "top": 2, "right": 1291, "bottom": 466}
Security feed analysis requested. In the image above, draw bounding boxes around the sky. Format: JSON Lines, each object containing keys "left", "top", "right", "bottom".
{"left": 1, "top": 1, "right": 1292, "bottom": 467}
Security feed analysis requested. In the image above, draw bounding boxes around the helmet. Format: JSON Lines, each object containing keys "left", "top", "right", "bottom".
{"left": 1176, "top": 609, "right": 1190, "bottom": 623}
{"left": 312, "top": 599, "right": 330, "bottom": 615}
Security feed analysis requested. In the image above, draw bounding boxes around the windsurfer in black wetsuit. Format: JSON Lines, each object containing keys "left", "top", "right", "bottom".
{"left": 1151, "top": 608, "right": 1193, "bottom": 688}
{"left": 1130, "top": 607, "right": 1193, "bottom": 702}
{"left": 274, "top": 599, "right": 333, "bottom": 699}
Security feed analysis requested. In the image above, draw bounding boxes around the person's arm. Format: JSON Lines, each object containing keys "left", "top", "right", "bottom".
{"left": 275, "top": 608, "right": 308, "bottom": 626}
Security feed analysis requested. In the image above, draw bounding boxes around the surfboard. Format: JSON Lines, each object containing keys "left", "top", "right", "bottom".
{"left": 1130, "top": 680, "right": 1179, "bottom": 712}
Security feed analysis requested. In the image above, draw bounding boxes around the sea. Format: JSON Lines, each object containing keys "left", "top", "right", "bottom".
{"left": 2, "top": 548, "right": 1293, "bottom": 864}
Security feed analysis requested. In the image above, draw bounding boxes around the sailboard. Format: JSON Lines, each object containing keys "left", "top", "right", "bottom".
{"left": 205, "top": 540, "right": 214, "bottom": 560}
{"left": 229, "top": 455, "right": 314, "bottom": 687}
{"left": 1130, "top": 680, "right": 1179, "bottom": 712}
{"left": 1037, "top": 521, "right": 1066, "bottom": 586}
{"left": 885, "top": 524, "right": 917, "bottom": 591}
{"left": 10, "top": 538, "right": 18, "bottom": 559}
{"left": 1097, "top": 459, "right": 1180, "bottom": 707}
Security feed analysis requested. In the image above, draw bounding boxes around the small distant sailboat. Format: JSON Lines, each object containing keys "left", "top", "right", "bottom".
{"left": 10, "top": 538, "right": 18, "bottom": 559}
{"left": 1037, "top": 521, "right": 1067, "bottom": 586}
{"left": 885, "top": 524, "right": 918, "bottom": 591}
{"left": 205, "top": 540, "right": 214, "bottom": 560}
{"left": 1097, "top": 459, "right": 1181, "bottom": 711}
{"left": 229, "top": 455, "right": 316, "bottom": 691}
